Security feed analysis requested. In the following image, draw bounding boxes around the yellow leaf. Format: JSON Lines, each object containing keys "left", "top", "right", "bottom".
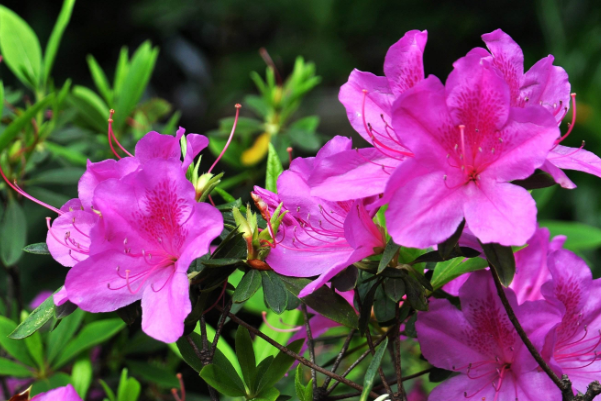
{"left": 241, "top": 132, "right": 270, "bottom": 166}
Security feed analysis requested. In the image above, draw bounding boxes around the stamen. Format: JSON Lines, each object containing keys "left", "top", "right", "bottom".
{"left": 171, "top": 373, "right": 186, "bottom": 401}
{"left": 555, "top": 93, "right": 577, "bottom": 145}
{"left": 287, "top": 147, "right": 293, "bottom": 164}
{"left": 0, "top": 166, "right": 63, "bottom": 215}
{"left": 261, "top": 311, "right": 302, "bottom": 332}
{"left": 107, "top": 110, "right": 134, "bottom": 158}
{"left": 208, "top": 104, "right": 241, "bottom": 174}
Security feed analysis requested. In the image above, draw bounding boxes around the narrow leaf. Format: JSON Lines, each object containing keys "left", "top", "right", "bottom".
{"left": 438, "top": 219, "right": 465, "bottom": 259}
{"left": 0, "top": 198, "right": 26, "bottom": 266}
{"left": 43, "top": 0, "right": 76, "bottom": 83}
{"left": 265, "top": 143, "right": 283, "bottom": 193}
{"left": 9, "top": 293, "right": 55, "bottom": 339}
{"left": 256, "top": 338, "right": 304, "bottom": 393}
{"left": 23, "top": 242, "right": 50, "bottom": 255}
{"left": 261, "top": 270, "right": 288, "bottom": 314}
{"left": 540, "top": 220, "right": 601, "bottom": 251}
{"left": 0, "top": 357, "right": 33, "bottom": 377}
{"left": 479, "top": 241, "right": 516, "bottom": 287}
{"left": 71, "top": 356, "right": 92, "bottom": 399}
{"left": 430, "top": 257, "right": 489, "bottom": 291}
{"left": 358, "top": 281, "right": 379, "bottom": 334}
{"left": 359, "top": 337, "right": 388, "bottom": 401}
{"left": 0, "top": 316, "right": 35, "bottom": 366}
{"left": 377, "top": 239, "right": 400, "bottom": 274}
{"left": 87, "top": 54, "right": 113, "bottom": 105}
{"left": 199, "top": 364, "right": 247, "bottom": 397}
{"left": 0, "top": 95, "right": 54, "bottom": 151}
{"left": 233, "top": 269, "right": 262, "bottom": 303}
{"left": 236, "top": 327, "right": 257, "bottom": 393}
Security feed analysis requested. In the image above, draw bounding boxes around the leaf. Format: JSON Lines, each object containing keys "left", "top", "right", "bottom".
{"left": 378, "top": 239, "right": 400, "bottom": 274}
{"left": 113, "top": 47, "right": 129, "bottom": 95}
{"left": 117, "top": 368, "right": 140, "bottom": 401}
{"left": 233, "top": 269, "right": 262, "bottom": 303}
{"left": 87, "top": 54, "right": 113, "bottom": 105}
{"left": 236, "top": 327, "right": 258, "bottom": 393}
{"left": 24, "top": 327, "right": 44, "bottom": 370}
{"left": 252, "top": 387, "right": 280, "bottom": 401}
{"left": 255, "top": 310, "right": 301, "bottom": 362}
{"left": 47, "top": 308, "right": 85, "bottom": 363}
{"left": 27, "top": 167, "right": 85, "bottom": 186}
{"left": 479, "top": 241, "right": 516, "bottom": 287}
{"left": 9, "top": 293, "right": 55, "bottom": 339}
{"left": 358, "top": 280, "right": 379, "bottom": 334}
{"left": 53, "top": 318, "right": 125, "bottom": 368}
{"left": 261, "top": 270, "right": 288, "bottom": 314}
{"left": 201, "top": 258, "right": 243, "bottom": 268}
{"left": 71, "top": 356, "right": 92, "bottom": 399}
{"left": 43, "top": 0, "right": 76, "bottom": 84}
{"left": 438, "top": 220, "right": 465, "bottom": 259}
{"left": 0, "top": 357, "right": 33, "bottom": 377}
{"left": 0, "top": 6, "right": 42, "bottom": 88}
{"left": 280, "top": 276, "right": 358, "bottom": 329}
{"left": 0, "top": 95, "right": 53, "bottom": 151}
{"left": 113, "top": 42, "right": 158, "bottom": 130}
{"left": 44, "top": 142, "right": 88, "bottom": 166}
{"left": 359, "top": 337, "right": 388, "bottom": 401}
{"left": 295, "top": 365, "right": 308, "bottom": 401}
{"left": 200, "top": 364, "right": 247, "bottom": 397}
{"left": 266, "top": 143, "right": 283, "bottom": 193}
{"left": 512, "top": 171, "right": 556, "bottom": 190}
{"left": 430, "top": 257, "right": 489, "bottom": 291}
{"left": 410, "top": 247, "right": 480, "bottom": 265}
{"left": 54, "top": 300, "right": 78, "bottom": 319}
{"left": 383, "top": 278, "right": 405, "bottom": 303}
{"left": 0, "top": 316, "right": 35, "bottom": 366}
{"left": 70, "top": 85, "right": 108, "bottom": 132}
{"left": 405, "top": 275, "right": 428, "bottom": 311}
{"left": 540, "top": 220, "right": 601, "bottom": 251}
{"left": 23, "top": 242, "right": 50, "bottom": 255}
{"left": 331, "top": 265, "right": 358, "bottom": 292}
{"left": 126, "top": 361, "right": 179, "bottom": 389}
{"left": 0, "top": 198, "right": 26, "bottom": 266}
{"left": 99, "top": 379, "right": 116, "bottom": 401}
{"left": 256, "top": 339, "right": 304, "bottom": 394}
{"left": 373, "top": 285, "right": 397, "bottom": 323}
{"left": 0, "top": 81, "right": 4, "bottom": 120}
{"left": 30, "top": 372, "right": 71, "bottom": 396}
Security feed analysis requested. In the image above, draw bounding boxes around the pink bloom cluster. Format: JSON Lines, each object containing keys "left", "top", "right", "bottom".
{"left": 39, "top": 127, "right": 222, "bottom": 343}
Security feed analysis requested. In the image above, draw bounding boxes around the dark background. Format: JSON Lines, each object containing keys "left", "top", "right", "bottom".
{"left": 3, "top": 0, "right": 601, "bottom": 298}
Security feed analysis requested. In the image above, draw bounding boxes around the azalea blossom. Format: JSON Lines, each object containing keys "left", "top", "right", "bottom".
{"left": 383, "top": 48, "right": 559, "bottom": 248}
{"left": 541, "top": 249, "right": 601, "bottom": 393}
{"left": 474, "top": 29, "right": 601, "bottom": 189}
{"left": 62, "top": 158, "right": 222, "bottom": 343}
{"left": 255, "top": 136, "right": 385, "bottom": 297}
{"left": 30, "top": 384, "right": 82, "bottom": 401}
{"left": 310, "top": 30, "right": 427, "bottom": 201}
{"left": 417, "top": 271, "right": 562, "bottom": 400}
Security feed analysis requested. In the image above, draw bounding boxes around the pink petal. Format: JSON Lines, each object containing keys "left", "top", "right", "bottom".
{"left": 141, "top": 269, "right": 191, "bottom": 343}
{"left": 46, "top": 210, "right": 98, "bottom": 267}
{"left": 548, "top": 144, "right": 601, "bottom": 181}
{"left": 134, "top": 131, "right": 182, "bottom": 165}
{"left": 338, "top": 69, "right": 394, "bottom": 146}
{"left": 463, "top": 179, "right": 537, "bottom": 246}
{"left": 78, "top": 158, "right": 139, "bottom": 210}
{"left": 383, "top": 30, "right": 427, "bottom": 97}
{"left": 53, "top": 286, "right": 69, "bottom": 307}
{"left": 522, "top": 55, "right": 571, "bottom": 116}
{"left": 481, "top": 29, "right": 525, "bottom": 103}
{"left": 511, "top": 227, "right": 552, "bottom": 303}
{"left": 182, "top": 133, "right": 209, "bottom": 171}
{"left": 177, "top": 202, "right": 224, "bottom": 272}
{"left": 31, "top": 385, "right": 82, "bottom": 401}
{"left": 540, "top": 159, "right": 577, "bottom": 189}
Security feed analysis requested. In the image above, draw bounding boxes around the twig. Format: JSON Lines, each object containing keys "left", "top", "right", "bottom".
{"left": 210, "top": 300, "right": 232, "bottom": 358}
{"left": 302, "top": 304, "right": 318, "bottom": 392}
{"left": 217, "top": 305, "right": 380, "bottom": 399}
{"left": 393, "top": 306, "right": 406, "bottom": 401}
{"left": 326, "top": 334, "right": 388, "bottom": 395}
{"left": 199, "top": 315, "right": 220, "bottom": 401}
{"left": 321, "top": 329, "right": 356, "bottom": 390}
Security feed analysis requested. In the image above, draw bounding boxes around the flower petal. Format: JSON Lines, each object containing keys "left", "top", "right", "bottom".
{"left": 547, "top": 145, "right": 601, "bottom": 181}
{"left": 522, "top": 55, "right": 571, "bottom": 117}
{"left": 383, "top": 30, "right": 427, "bottom": 97}
{"left": 481, "top": 29, "right": 525, "bottom": 103}
{"left": 182, "top": 133, "right": 209, "bottom": 171}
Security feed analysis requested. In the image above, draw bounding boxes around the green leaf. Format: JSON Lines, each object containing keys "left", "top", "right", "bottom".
{"left": 201, "top": 258, "right": 243, "bottom": 268}
{"left": 0, "top": 95, "right": 53, "bottom": 151}
{"left": 24, "top": 326, "right": 44, "bottom": 370}
{"left": 430, "top": 257, "right": 489, "bottom": 291}
{"left": 255, "top": 310, "right": 301, "bottom": 362}
{"left": 70, "top": 85, "right": 108, "bottom": 132}
{"left": 377, "top": 239, "right": 400, "bottom": 274}
{"left": 0, "top": 357, "right": 33, "bottom": 377}
{"left": 383, "top": 278, "right": 405, "bottom": 303}
{"left": 236, "top": 326, "right": 257, "bottom": 393}
{"left": 43, "top": 0, "right": 76, "bottom": 84}
{"left": 373, "top": 286, "right": 397, "bottom": 323}
{"left": 47, "top": 308, "right": 85, "bottom": 363}
{"left": 27, "top": 167, "right": 86, "bottom": 186}
{"left": 99, "top": 379, "right": 116, "bottom": 401}
{"left": 31, "top": 372, "right": 71, "bottom": 396}
{"left": 9, "top": 293, "right": 55, "bottom": 339}
{"left": 0, "top": 81, "right": 4, "bottom": 119}
{"left": 438, "top": 220, "right": 465, "bottom": 259}
{"left": 200, "top": 364, "right": 247, "bottom": 397}
{"left": 262, "top": 270, "right": 288, "bottom": 314}
{"left": 405, "top": 275, "right": 428, "bottom": 311}
{"left": 479, "top": 242, "right": 516, "bottom": 287}
{"left": 512, "top": 172, "right": 556, "bottom": 190}
{"left": 0, "top": 6, "right": 42, "bottom": 88}
{"left": 117, "top": 368, "right": 141, "bottom": 401}
{"left": 113, "top": 47, "right": 129, "bottom": 95}
{"left": 281, "top": 276, "right": 358, "bottom": 329}
{"left": 126, "top": 360, "right": 179, "bottom": 389}
{"left": 256, "top": 339, "right": 304, "bottom": 394}
{"left": 71, "top": 355, "right": 92, "bottom": 399}
{"left": 233, "top": 270, "right": 262, "bottom": 303}
{"left": 53, "top": 318, "right": 125, "bottom": 368}
{"left": 358, "top": 280, "right": 379, "bottom": 334}
{"left": 44, "top": 142, "right": 88, "bottom": 166}
{"left": 360, "top": 337, "right": 388, "bottom": 401}
{"left": 0, "top": 316, "right": 35, "bottom": 366}
{"left": 266, "top": 143, "right": 283, "bottom": 193}
{"left": 295, "top": 365, "right": 307, "bottom": 401}
{"left": 113, "top": 42, "right": 158, "bottom": 130}
{"left": 252, "top": 387, "right": 280, "bottom": 401}
{"left": 87, "top": 54, "right": 113, "bottom": 105}
{"left": 540, "top": 220, "right": 601, "bottom": 251}
{"left": 0, "top": 198, "right": 26, "bottom": 266}
{"left": 23, "top": 242, "right": 50, "bottom": 255}
{"left": 410, "top": 247, "right": 480, "bottom": 265}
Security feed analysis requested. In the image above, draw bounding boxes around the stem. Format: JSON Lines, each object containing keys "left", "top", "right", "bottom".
{"left": 210, "top": 300, "right": 232, "bottom": 358}
{"left": 489, "top": 267, "right": 564, "bottom": 390}
{"left": 326, "top": 335, "right": 388, "bottom": 395}
{"left": 321, "top": 329, "right": 356, "bottom": 390}
{"left": 301, "top": 304, "right": 318, "bottom": 392}
{"left": 366, "top": 328, "right": 394, "bottom": 396}
{"left": 199, "top": 315, "right": 220, "bottom": 401}
{"left": 218, "top": 305, "right": 380, "bottom": 399}
{"left": 6, "top": 265, "right": 23, "bottom": 314}
{"left": 393, "top": 306, "right": 406, "bottom": 401}
{"left": 334, "top": 368, "right": 435, "bottom": 400}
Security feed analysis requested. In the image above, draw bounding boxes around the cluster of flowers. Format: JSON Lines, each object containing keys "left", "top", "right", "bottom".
{"left": 7, "top": 28, "right": 601, "bottom": 400}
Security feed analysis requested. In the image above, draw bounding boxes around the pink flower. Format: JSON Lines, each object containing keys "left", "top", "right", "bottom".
{"left": 475, "top": 29, "right": 601, "bottom": 189}
{"left": 541, "top": 249, "right": 601, "bottom": 393}
{"left": 310, "top": 30, "right": 427, "bottom": 201}
{"left": 257, "top": 137, "right": 385, "bottom": 297}
{"left": 31, "top": 385, "right": 82, "bottom": 401}
{"left": 384, "top": 48, "right": 559, "bottom": 248}
{"left": 417, "top": 271, "right": 562, "bottom": 400}
{"left": 63, "top": 158, "right": 223, "bottom": 343}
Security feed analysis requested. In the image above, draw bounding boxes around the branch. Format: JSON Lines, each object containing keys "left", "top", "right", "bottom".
{"left": 489, "top": 267, "right": 564, "bottom": 389}
{"left": 217, "top": 305, "right": 381, "bottom": 399}
{"left": 366, "top": 328, "right": 394, "bottom": 396}
{"left": 210, "top": 300, "right": 232, "bottom": 358}
{"left": 321, "top": 329, "right": 356, "bottom": 390}
{"left": 392, "top": 306, "right": 407, "bottom": 401}
{"left": 302, "top": 304, "right": 318, "bottom": 393}
{"left": 331, "top": 368, "right": 434, "bottom": 400}
{"left": 200, "top": 315, "right": 220, "bottom": 401}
